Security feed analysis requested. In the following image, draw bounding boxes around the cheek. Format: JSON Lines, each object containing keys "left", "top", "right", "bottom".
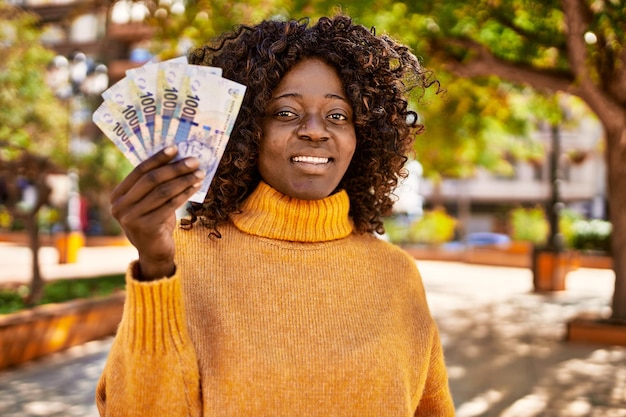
{"left": 257, "top": 146, "right": 272, "bottom": 176}
{"left": 258, "top": 137, "right": 282, "bottom": 165}
{"left": 343, "top": 136, "right": 357, "bottom": 165}
{"left": 257, "top": 139, "right": 282, "bottom": 181}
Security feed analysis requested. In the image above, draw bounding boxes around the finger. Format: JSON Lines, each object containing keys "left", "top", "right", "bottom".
{"left": 114, "top": 169, "right": 205, "bottom": 224}
{"left": 123, "top": 157, "right": 202, "bottom": 207}
{"left": 111, "top": 146, "right": 179, "bottom": 203}
{"left": 112, "top": 153, "right": 201, "bottom": 214}
{"left": 137, "top": 180, "right": 203, "bottom": 224}
{"left": 117, "top": 182, "right": 201, "bottom": 239}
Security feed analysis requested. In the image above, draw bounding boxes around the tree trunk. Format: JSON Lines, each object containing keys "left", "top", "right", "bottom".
{"left": 430, "top": 180, "right": 445, "bottom": 209}
{"left": 24, "top": 211, "right": 44, "bottom": 306}
{"left": 607, "top": 125, "right": 626, "bottom": 321}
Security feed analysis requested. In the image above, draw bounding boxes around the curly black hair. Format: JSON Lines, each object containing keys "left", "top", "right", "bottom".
{"left": 184, "top": 14, "right": 438, "bottom": 235}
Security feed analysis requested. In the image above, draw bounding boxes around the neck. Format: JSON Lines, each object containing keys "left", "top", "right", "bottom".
{"left": 230, "top": 182, "right": 353, "bottom": 242}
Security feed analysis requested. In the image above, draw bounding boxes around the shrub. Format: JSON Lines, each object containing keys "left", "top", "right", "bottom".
{"left": 408, "top": 207, "right": 457, "bottom": 245}
{"left": 0, "top": 274, "right": 126, "bottom": 315}
{"left": 382, "top": 215, "right": 412, "bottom": 244}
{"left": 509, "top": 206, "right": 549, "bottom": 245}
{"left": 559, "top": 208, "right": 585, "bottom": 248}
{"left": 571, "top": 219, "right": 612, "bottom": 253}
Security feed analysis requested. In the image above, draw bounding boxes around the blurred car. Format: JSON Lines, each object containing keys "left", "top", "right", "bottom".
{"left": 465, "top": 232, "right": 511, "bottom": 246}
{"left": 443, "top": 232, "right": 511, "bottom": 251}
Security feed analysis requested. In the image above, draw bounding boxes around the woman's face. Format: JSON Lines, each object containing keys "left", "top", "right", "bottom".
{"left": 259, "top": 58, "right": 357, "bottom": 200}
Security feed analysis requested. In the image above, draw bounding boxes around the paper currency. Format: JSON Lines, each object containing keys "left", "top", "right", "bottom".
{"left": 92, "top": 101, "right": 145, "bottom": 166}
{"left": 125, "top": 64, "right": 159, "bottom": 152}
{"left": 125, "top": 57, "right": 190, "bottom": 153}
{"left": 101, "top": 77, "right": 151, "bottom": 155}
{"left": 93, "top": 58, "right": 247, "bottom": 203}
{"left": 155, "top": 59, "right": 188, "bottom": 148}
{"left": 174, "top": 64, "right": 245, "bottom": 202}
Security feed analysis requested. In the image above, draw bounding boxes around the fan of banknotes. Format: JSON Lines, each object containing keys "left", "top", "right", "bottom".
{"left": 92, "top": 57, "right": 247, "bottom": 203}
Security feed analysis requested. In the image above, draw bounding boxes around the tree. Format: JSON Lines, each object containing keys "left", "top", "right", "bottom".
{"left": 0, "top": 4, "right": 69, "bottom": 304}
{"left": 143, "top": 0, "right": 294, "bottom": 60}
{"left": 352, "top": 0, "right": 626, "bottom": 320}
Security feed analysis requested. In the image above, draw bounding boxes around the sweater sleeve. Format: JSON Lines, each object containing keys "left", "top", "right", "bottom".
{"left": 414, "top": 325, "right": 455, "bottom": 416}
{"left": 96, "top": 261, "right": 202, "bottom": 417}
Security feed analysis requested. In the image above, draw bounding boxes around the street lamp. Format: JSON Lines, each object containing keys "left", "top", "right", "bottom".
{"left": 546, "top": 123, "right": 565, "bottom": 253}
{"left": 531, "top": 98, "right": 579, "bottom": 292}
{"left": 46, "top": 52, "right": 108, "bottom": 263}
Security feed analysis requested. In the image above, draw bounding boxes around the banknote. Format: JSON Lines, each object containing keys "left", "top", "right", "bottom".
{"left": 93, "top": 58, "right": 247, "bottom": 203}
{"left": 124, "top": 63, "right": 159, "bottom": 153}
{"left": 125, "top": 56, "right": 189, "bottom": 154}
{"left": 159, "top": 63, "right": 222, "bottom": 151}
{"left": 92, "top": 101, "right": 145, "bottom": 166}
{"left": 173, "top": 64, "right": 246, "bottom": 202}
{"left": 155, "top": 59, "right": 188, "bottom": 148}
{"left": 101, "top": 77, "right": 151, "bottom": 155}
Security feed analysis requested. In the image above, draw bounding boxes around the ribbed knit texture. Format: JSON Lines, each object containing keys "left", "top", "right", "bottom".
{"left": 231, "top": 181, "right": 353, "bottom": 242}
{"left": 97, "top": 183, "right": 454, "bottom": 417}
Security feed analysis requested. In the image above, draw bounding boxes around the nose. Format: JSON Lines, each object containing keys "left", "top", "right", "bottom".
{"left": 297, "top": 113, "right": 328, "bottom": 141}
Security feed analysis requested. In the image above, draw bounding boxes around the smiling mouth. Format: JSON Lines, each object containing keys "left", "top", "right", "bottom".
{"left": 291, "top": 156, "right": 332, "bottom": 164}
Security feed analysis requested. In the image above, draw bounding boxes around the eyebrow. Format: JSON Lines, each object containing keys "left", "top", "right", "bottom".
{"left": 270, "top": 92, "right": 349, "bottom": 103}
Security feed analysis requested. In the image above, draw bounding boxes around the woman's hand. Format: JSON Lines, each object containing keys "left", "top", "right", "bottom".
{"left": 110, "top": 146, "right": 206, "bottom": 281}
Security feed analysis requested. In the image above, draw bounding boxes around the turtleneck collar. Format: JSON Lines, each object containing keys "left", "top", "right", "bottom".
{"left": 230, "top": 182, "right": 353, "bottom": 242}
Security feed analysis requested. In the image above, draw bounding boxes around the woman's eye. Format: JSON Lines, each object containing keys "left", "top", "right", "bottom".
{"left": 328, "top": 113, "right": 348, "bottom": 121}
{"left": 276, "top": 110, "right": 296, "bottom": 118}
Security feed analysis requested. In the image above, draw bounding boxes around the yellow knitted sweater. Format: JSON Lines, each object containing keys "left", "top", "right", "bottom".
{"left": 97, "top": 182, "right": 454, "bottom": 416}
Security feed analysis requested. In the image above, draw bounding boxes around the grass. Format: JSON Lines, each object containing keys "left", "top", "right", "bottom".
{"left": 0, "top": 274, "right": 126, "bottom": 315}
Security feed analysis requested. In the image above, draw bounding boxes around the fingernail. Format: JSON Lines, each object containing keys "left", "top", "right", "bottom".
{"left": 184, "top": 158, "right": 200, "bottom": 168}
{"left": 164, "top": 146, "right": 177, "bottom": 156}
{"left": 194, "top": 169, "right": 206, "bottom": 179}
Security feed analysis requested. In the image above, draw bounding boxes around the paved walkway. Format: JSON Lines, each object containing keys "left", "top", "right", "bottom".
{"left": 0, "top": 242, "right": 138, "bottom": 285}
{"left": 0, "top": 244, "right": 624, "bottom": 416}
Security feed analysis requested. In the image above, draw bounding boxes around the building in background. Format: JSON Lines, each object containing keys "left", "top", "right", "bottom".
{"left": 419, "top": 114, "right": 606, "bottom": 235}
{"left": 12, "top": 0, "right": 154, "bottom": 83}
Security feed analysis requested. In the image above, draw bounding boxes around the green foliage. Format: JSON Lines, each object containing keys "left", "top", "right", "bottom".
{"left": 0, "top": 3, "right": 68, "bottom": 163}
{"left": 571, "top": 219, "right": 612, "bottom": 254}
{"left": 145, "top": 0, "right": 294, "bottom": 60}
{"left": 382, "top": 215, "right": 411, "bottom": 244}
{"left": 408, "top": 207, "right": 457, "bottom": 245}
{"left": 383, "top": 208, "right": 457, "bottom": 245}
{"left": 508, "top": 206, "right": 596, "bottom": 249}
{"left": 509, "top": 206, "right": 549, "bottom": 245}
{"left": 558, "top": 208, "right": 584, "bottom": 249}
{"left": 415, "top": 77, "right": 542, "bottom": 181}
{"left": 0, "top": 207, "right": 12, "bottom": 229}
{"left": 403, "top": 0, "right": 570, "bottom": 69}
{"left": 0, "top": 274, "right": 126, "bottom": 315}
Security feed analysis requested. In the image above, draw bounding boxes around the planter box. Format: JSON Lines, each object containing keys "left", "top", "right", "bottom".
{"left": 532, "top": 249, "right": 580, "bottom": 292}
{"left": 580, "top": 252, "right": 613, "bottom": 269}
{"left": 0, "top": 292, "right": 125, "bottom": 369}
{"left": 400, "top": 242, "right": 612, "bottom": 271}
{"left": 465, "top": 246, "right": 531, "bottom": 268}
{"left": 567, "top": 314, "right": 626, "bottom": 346}
{"left": 401, "top": 245, "right": 463, "bottom": 262}
{"left": 0, "top": 231, "right": 130, "bottom": 247}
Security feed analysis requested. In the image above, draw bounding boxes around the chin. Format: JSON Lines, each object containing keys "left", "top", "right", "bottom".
{"left": 287, "top": 184, "right": 335, "bottom": 201}
{"left": 291, "top": 190, "right": 331, "bottom": 201}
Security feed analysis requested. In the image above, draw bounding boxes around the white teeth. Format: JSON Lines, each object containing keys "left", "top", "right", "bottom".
{"left": 292, "top": 156, "right": 330, "bottom": 164}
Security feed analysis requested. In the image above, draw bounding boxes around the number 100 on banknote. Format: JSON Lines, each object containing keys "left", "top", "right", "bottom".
{"left": 93, "top": 57, "right": 246, "bottom": 203}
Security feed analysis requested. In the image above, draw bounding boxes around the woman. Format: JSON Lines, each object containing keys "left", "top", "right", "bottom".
{"left": 98, "top": 15, "right": 454, "bottom": 416}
